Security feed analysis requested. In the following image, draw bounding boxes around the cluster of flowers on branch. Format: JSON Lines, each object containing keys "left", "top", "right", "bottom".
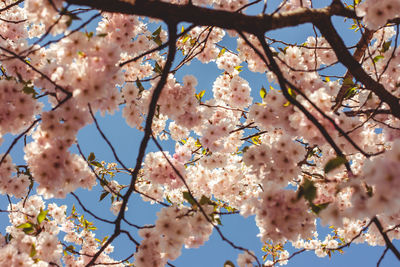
{"left": 0, "top": 0, "right": 400, "bottom": 266}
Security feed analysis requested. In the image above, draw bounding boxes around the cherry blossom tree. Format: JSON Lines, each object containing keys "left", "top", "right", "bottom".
{"left": 1, "top": 0, "right": 400, "bottom": 266}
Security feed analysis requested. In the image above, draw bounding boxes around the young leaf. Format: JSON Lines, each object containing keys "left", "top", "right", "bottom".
{"left": 152, "top": 26, "right": 162, "bottom": 37}
{"left": 297, "top": 178, "right": 317, "bottom": 202}
{"left": 311, "top": 203, "right": 329, "bottom": 215}
{"left": 136, "top": 79, "right": 145, "bottom": 94}
{"left": 37, "top": 209, "right": 49, "bottom": 224}
{"left": 195, "top": 90, "right": 205, "bottom": 101}
{"left": 234, "top": 65, "right": 243, "bottom": 72}
{"left": 152, "top": 35, "right": 162, "bottom": 46}
{"left": 344, "top": 87, "right": 357, "bottom": 99}
{"left": 99, "top": 191, "right": 109, "bottom": 201}
{"left": 199, "top": 195, "right": 213, "bottom": 206}
{"left": 88, "top": 152, "right": 95, "bottom": 162}
{"left": 181, "top": 35, "right": 190, "bottom": 44}
{"left": 343, "top": 77, "right": 354, "bottom": 86}
{"left": 182, "top": 191, "right": 196, "bottom": 206}
{"left": 260, "top": 86, "right": 266, "bottom": 99}
{"left": 381, "top": 40, "right": 391, "bottom": 53}
{"left": 154, "top": 62, "right": 163, "bottom": 74}
{"left": 22, "top": 85, "right": 37, "bottom": 98}
{"left": 85, "top": 32, "right": 94, "bottom": 39}
{"left": 224, "top": 260, "right": 236, "bottom": 267}
{"left": 287, "top": 87, "right": 296, "bottom": 98}
{"left": 30, "top": 243, "right": 37, "bottom": 257}
{"left": 218, "top": 48, "right": 226, "bottom": 58}
{"left": 17, "top": 222, "right": 34, "bottom": 229}
{"left": 17, "top": 222, "right": 35, "bottom": 234}
{"left": 373, "top": 55, "right": 384, "bottom": 63}
{"left": 90, "top": 161, "right": 103, "bottom": 168}
{"left": 324, "top": 156, "right": 347, "bottom": 173}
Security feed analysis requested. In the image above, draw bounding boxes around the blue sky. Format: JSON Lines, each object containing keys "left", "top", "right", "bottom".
{"left": 1, "top": 0, "right": 399, "bottom": 266}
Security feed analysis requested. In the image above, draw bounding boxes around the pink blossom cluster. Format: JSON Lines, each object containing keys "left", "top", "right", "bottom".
{"left": 134, "top": 205, "right": 213, "bottom": 267}
{"left": 177, "top": 26, "right": 225, "bottom": 63}
{"left": 24, "top": 127, "right": 96, "bottom": 198}
{"left": 2, "top": 196, "right": 63, "bottom": 266}
{"left": 213, "top": 74, "right": 253, "bottom": 109}
{"left": 2, "top": 195, "right": 121, "bottom": 266}
{"left": 255, "top": 187, "right": 315, "bottom": 243}
{"left": 0, "top": 79, "right": 42, "bottom": 135}
{"left": 158, "top": 75, "right": 202, "bottom": 128}
{"left": 356, "top": 0, "right": 400, "bottom": 30}
{"left": 361, "top": 140, "right": 400, "bottom": 217}
{"left": 142, "top": 151, "right": 186, "bottom": 189}
{"left": 1, "top": 0, "right": 400, "bottom": 265}
{"left": 25, "top": 0, "right": 67, "bottom": 35}
{"left": 243, "top": 133, "right": 304, "bottom": 187}
{"left": 0, "top": 154, "right": 30, "bottom": 198}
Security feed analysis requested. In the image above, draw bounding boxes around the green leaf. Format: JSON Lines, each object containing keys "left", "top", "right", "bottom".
{"left": 344, "top": 86, "right": 357, "bottom": 100}
{"left": 287, "top": 87, "right": 296, "bottom": 98}
{"left": 100, "top": 178, "right": 108, "bottom": 187}
{"left": 195, "top": 139, "right": 202, "bottom": 147}
{"left": 218, "top": 48, "right": 226, "bottom": 58}
{"left": 99, "top": 191, "right": 109, "bottom": 201}
{"left": 297, "top": 178, "right": 317, "bottom": 202}
{"left": 181, "top": 35, "right": 190, "bottom": 44}
{"left": 260, "top": 86, "right": 266, "bottom": 99}
{"left": 30, "top": 243, "right": 37, "bottom": 257}
{"left": 17, "top": 222, "right": 34, "bottom": 229}
{"left": 182, "top": 191, "right": 196, "bottom": 206}
{"left": 37, "top": 209, "right": 49, "bottom": 224}
{"left": 85, "top": 32, "right": 94, "bottom": 39}
{"left": 349, "top": 24, "right": 358, "bottom": 30}
{"left": 242, "top": 146, "right": 249, "bottom": 153}
{"left": 195, "top": 90, "right": 205, "bottom": 101}
{"left": 136, "top": 79, "right": 145, "bottom": 94}
{"left": 278, "top": 46, "right": 288, "bottom": 54}
{"left": 17, "top": 222, "right": 35, "bottom": 234}
{"left": 97, "top": 33, "right": 108, "bottom": 37}
{"left": 90, "top": 161, "right": 103, "bottom": 168}
{"left": 165, "top": 195, "right": 173, "bottom": 204}
{"left": 343, "top": 77, "right": 354, "bottom": 86}
{"left": 365, "top": 183, "right": 373, "bottom": 197}
{"left": 152, "top": 35, "right": 162, "bottom": 46}
{"left": 152, "top": 26, "right": 162, "bottom": 37}
{"left": 88, "top": 152, "right": 95, "bottom": 162}
{"left": 381, "top": 40, "right": 392, "bottom": 53}
{"left": 22, "top": 85, "right": 37, "bottom": 98}
{"left": 373, "top": 55, "right": 384, "bottom": 63}
{"left": 234, "top": 65, "right": 243, "bottom": 72}
{"left": 154, "top": 62, "right": 163, "bottom": 74}
{"left": 324, "top": 156, "right": 347, "bottom": 173}
{"left": 224, "top": 260, "right": 235, "bottom": 267}
{"left": 199, "top": 195, "right": 213, "bottom": 206}
{"left": 65, "top": 245, "right": 75, "bottom": 254}
{"left": 310, "top": 202, "right": 329, "bottom": 215}
{"left": 251, "top": 135, "right": 261, "bottom": 145}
